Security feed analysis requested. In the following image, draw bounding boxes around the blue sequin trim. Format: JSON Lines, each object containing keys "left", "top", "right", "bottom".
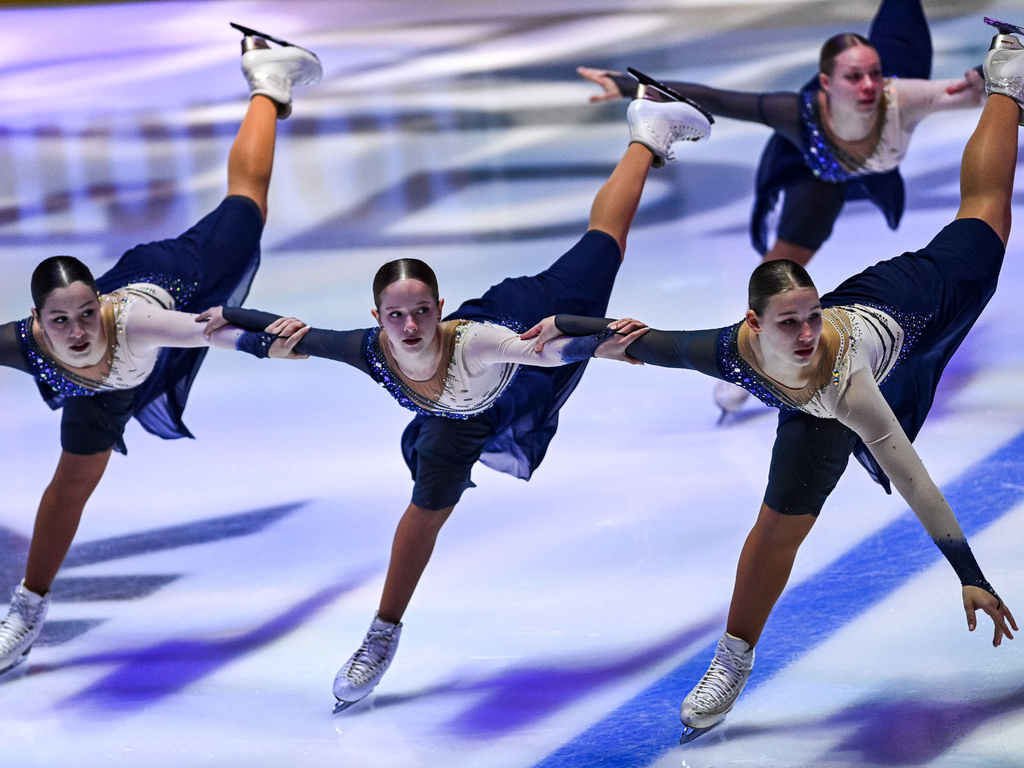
{"left": 363, "top": 320, "right": 523, "bottom": 419}
{"left": 120, "top": 273, "right": 197, "bottom": 310}
{"left": 715, "top": 323, "right": 794, "bottom": 411}
{"left": 800, "top": 89, "right": 853, "bottom": 184}
{"left": 17, "top": 318, "right": 98, "bottom": 398}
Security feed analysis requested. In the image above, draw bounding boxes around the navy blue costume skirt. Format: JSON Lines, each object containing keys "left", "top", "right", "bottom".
{"left": 60, "top": 195, "right": 263, "bottom": 455}
{"left": 766, "top": 217, "right": 1005, "bottom": 515}
{"left": 400, "top": 229, "right": 622, "bottom": 510}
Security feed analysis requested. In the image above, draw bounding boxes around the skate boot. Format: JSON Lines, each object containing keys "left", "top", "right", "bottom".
{"left": 679, "top": 632, "right": 754, "bottom": 743}
{"left": 0, "top": 581, "right": 50, "bottom": 677}
{"left": 625, "top": 67, "right": 712, "bottom": 168}
{"left": 232, "top": 22, "right": 322, "bottom": 119}
{"left": 983, "top": 18, "right": 1024, "bottom": 125}
{"left": 713, "top": 380, "right": 750, "bottom": 423}
{"left": 332, "top": 613, "right": 402, "bottom": 713}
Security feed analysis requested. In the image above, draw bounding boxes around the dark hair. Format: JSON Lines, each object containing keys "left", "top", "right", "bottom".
{"left": 748, "top": 259, "right": 816, "bottom": 315}
{"left": 372, "top": 258, "right": 439, "bottom": 309}
{"left": 819, "top": 33, "right": 873, "bottom": 76}
{"left": 31, "top": 256, "right": 99, "bottom": 310}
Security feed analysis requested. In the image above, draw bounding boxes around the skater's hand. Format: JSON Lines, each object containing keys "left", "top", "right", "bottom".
{"left": 521, "top": 316, "right": 565, "bottom": 352}
{"left": 196, "top": 306, "right": 229, "bottom": 338}
{"left": 946, "top": 68, "right": 984, "bottom": 102}
{"left": 266, "top": 316, "right": 308, "bottom": 337}
{"left": 963, "top": 585, "right": 1017, "bottom": 647}
{"left": 577, "top": 66, "right": 625, "bottom": 103}
{"left": 268, "top": 323, "right": 311, "bottom": 360}
{"left": 596, "top": 318, "right": 648, "bottom": 363}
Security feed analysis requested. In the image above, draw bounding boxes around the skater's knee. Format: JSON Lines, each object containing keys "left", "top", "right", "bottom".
{"left": 751, "top": 502, "right": 816, "bottom": 549}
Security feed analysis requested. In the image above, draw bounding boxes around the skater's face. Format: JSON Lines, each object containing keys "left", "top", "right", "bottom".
{"left": 747, "top": 286, "right": 822, "bottom": 368}
{"left": 820, "top": 45, "right": 883, "bottom": 114}
{"left": 31, "top": 280, "right": 106, "bottom": 367}
{"left": 372, "top": 278, "right": 444, "bottom": 355}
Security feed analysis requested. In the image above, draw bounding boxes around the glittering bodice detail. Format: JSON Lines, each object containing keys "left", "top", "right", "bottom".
{"left": 800, "top": 81, "right": 903, "bottom": 182}
{"left": 365, "top": 320, "right": 520, "bottom": 418}
{"left": 19, "top": 282, "right": 175, "bottom": 397}
{"left": 719, "top": 303, "right": 928, "bottom": 416}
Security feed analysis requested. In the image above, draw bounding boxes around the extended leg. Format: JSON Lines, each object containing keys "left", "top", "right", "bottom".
{"left": 588, "top": 144, "right": 654, "bottom": 258}
{"left": 0, "top": 449, "right": 110, "bottom": 676}
{"left": 378, "top": 502, "right": 455, "bottom": 624}
{"left": 955, "top": 94, "right": 1019, "bottom": 245}
{"left": 24, "top": 450, "right": 111, "bottom": 595}
{"left": 725, "top": 503, "right": 816, "bottom": 646}
{"left": 226, "top": 96, "right": 278, "bottom": 222}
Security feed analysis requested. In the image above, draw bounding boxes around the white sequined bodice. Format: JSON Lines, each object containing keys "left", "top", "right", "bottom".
{"left": 859, "top": 80, "right": 912, "bottom": 173}
{"left": 800, "top": 304, "right": 904, "bottom": 418}
{"left": 102, "top": 283, "right": 176, "bottom": 389}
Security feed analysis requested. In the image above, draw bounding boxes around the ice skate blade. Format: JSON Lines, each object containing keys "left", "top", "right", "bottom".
{"left": 985, "top": 17, "right": 1024, "bottom": 36}
{"left": 627, "top": 67, "right": 714, "bottom": 125}
{"left": 230, "top": 22, "right": 301, "bottom": 49}
{"left": 679, "top": 719, "right": 722, "bottom": 744}
{"left": 0, "top": 653, "right": 30, "bottom": 681}
{"left": 333, "top": 698, "right": 359, "bottom": 714}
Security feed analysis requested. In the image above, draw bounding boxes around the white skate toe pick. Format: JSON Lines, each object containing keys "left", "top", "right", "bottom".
{"left": 332, "top": 613, "right": 402, "bottom": 713}
{"left": 680, "top": 632, "right": 754, "bottom": 737}
{"left": 0, "top": 580, "right": 50, "bottom": 677}
{"left": 233, "top": 22, "right": 322, "bottom": 119}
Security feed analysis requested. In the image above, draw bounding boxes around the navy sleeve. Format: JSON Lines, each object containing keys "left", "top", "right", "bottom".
{"left": 0, "top": 322, "right": 29, "bottom": 373}
{"left": 606, "top": 74, "right": 802, "bottom": 145}
{"left": 554, "top": 315, "right": 724, "bottom": 378}
{"left": 223, "top": 306, "right": 372, "bottom": 375}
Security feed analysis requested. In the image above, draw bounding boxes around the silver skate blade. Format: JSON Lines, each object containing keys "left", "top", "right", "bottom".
{"left": 985, "top": 17, "right": 1024, "bottom": 36}
{"left": 230, "top": 22, "right": 299, "bottom": 49}
{"left": 626, "top": 67, "right": 715, "bottom": 125}
{"left": 679, "top": 719, "right": 722, "bottom": 744}
{"left": 332, "top": 699, "right": 358, "bottom": 714}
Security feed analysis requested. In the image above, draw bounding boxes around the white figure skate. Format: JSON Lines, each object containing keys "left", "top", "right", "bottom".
{"left": 332, "top": 613, "right": 402, "bottom": 713}
{"left": 0, "top": 581, "right": 50, "bottom": 677}
{"left": 679, "top": 632, "right": 754, "bottom": 743}
{"left": 232, "top": 22, "right": 322, "bottom": 119}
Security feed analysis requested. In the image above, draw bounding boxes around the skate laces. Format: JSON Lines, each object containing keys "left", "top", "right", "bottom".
{"left": 344, "top": 625, "right": 396, "bottom": 685}
{"left": 0, "top": 591, "right": 42, "bottom": 651}
{"left": 690, "top": 641, "right": 751, "bottom": 710}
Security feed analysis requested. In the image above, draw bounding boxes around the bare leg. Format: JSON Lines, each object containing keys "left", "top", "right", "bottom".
{"left": 763, "top": 238, "right": 815, "bottom": 267}
{"left": 23, "top": 450, "right": 111, "bottom": 595}
{"left": 377, "top": 502, "right": 455, "bottom": 624}
{"left": 956, "top": 93, "right": 1019, "bottom": 246}
{"left": 226, "top": 94, "right": 278, "bottom": 223}
{"left": 725, "top": 502, "right": 816, "bottom": 646}
{"left": 588, "top": 143, "right": 655, "bottom": 258}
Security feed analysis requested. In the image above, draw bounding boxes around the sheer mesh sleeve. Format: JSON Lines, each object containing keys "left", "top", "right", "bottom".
{"left": 223, "top": 305, "right": 372, "bottom": 374}
{"left": 0, "top": 322, "right": 29, "bottom": 373}
{"left": 554, "top": 315, "right": 723, "bottom": 378}
{"left": 607, "top": 74, "right": 802, "bottom": 145}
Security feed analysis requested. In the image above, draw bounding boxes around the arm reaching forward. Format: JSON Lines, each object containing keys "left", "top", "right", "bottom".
{"left": 836, "top": 366, "right": 1016, "bottom": 646}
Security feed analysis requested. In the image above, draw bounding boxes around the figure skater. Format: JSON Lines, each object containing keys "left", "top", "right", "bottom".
{"left": 578, "top": 0, "right": 986, "bottom": 416}
{"left": 0, "top": 25, "right": 321, "bottom": 676}
{"left": 201, "top": 92, "right": 712, "bottom": 713}
{"left": 533, "top": 18, "right": 1023, "bottom": 740}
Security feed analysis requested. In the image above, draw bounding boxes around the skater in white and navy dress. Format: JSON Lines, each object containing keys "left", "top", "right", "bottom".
{"left": 0, "top": 26, "right": 321, "bottom": 676}
{"left": 202, "top": 92, "right": 712, "bottom": 712}
{"left": 578, "top": 0, "right": 986, "bottom": 415}
{"left": 537, "top": 19, "right": 1024, "bottom": 740}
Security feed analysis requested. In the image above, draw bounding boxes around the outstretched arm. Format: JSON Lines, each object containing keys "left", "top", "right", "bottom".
{"left": 836, "top": 367, "right": 1016, "bottom": 646}
{"left": 897, "top": 75, "right": 985, "bottom": 127}
{"left": 466, "top": 319, "right": 648, "bottom": 370}
{"left": 126, "top": 305, "right": 245, "bottom": 352}
{"left": 0, "top": 321, "right": 30, "bottom": 373}
{"left": 524, "top": 314, "right": 725, "bottom": 378}
{"left": 576, "top": 66, "right": 802, "bottom": 144}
